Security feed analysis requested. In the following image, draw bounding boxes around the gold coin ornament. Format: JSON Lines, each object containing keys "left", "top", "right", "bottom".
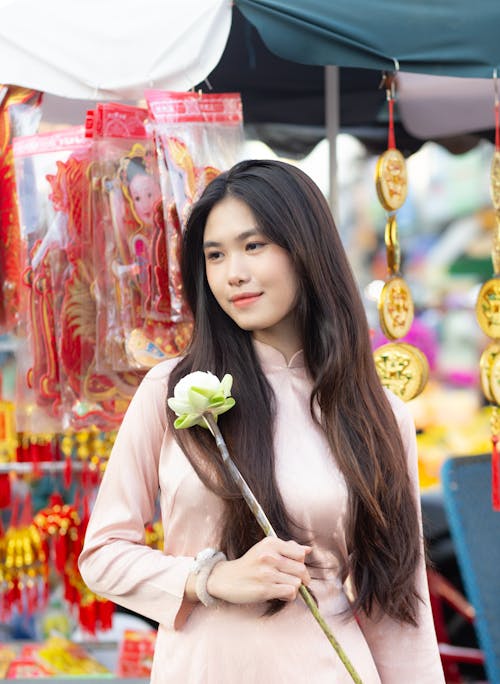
{"left": 490, "top": 150, "right": 500, "bottom": 212}
{"left": 475, "top": 278, "right": 500, "bottom": 338}
{"left": 375, "top": 148, "right": 408, "bottom": 212}
{"left": 479, "top": 342, "right": 500, "bottom": 402}
{"left": 373, "top": 342, "right": 428, "bottom": 402}
{"left": 489, "top": 352, "right": 500, "bottom": 405}
{"left": 378, "top": 276, "right": 414, "bottom": 341}
{"left": 384, "top": 214, "right": 400, "bottom": 275}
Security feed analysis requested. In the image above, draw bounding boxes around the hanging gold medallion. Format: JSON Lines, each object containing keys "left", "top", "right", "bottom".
{"left": 490, "top": 150, "right": 500, "bottom": 211}
{"left": 375, "top": 148, "right": 408, "bottom": 211}
{"left": 489, "top": 352, "right": 500, "bottom": 405}
{"left": 378, "top": 276, "right": 414, "bottom": 340}
{"left": 384, "top": 214, "right": 400, "bottom": 275}
{"left": 479, "top": 342, "right": 500, "bottom": 402}
{"left": 475, "top": 277, "right": 500, "bottom": 338}
{"left": 373, "top": 342, "right": 428, "bottom": 401}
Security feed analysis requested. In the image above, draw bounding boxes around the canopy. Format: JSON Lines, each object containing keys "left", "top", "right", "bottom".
{"left": 236, "top": 0, "right": 500, "bottom": 78}
{"left": 0, "top": 0, "right": 498, "bottom": 157}
{"left": 205, "top": 8, "right": 497, "bottom": 156}
{"left": 1, "top": 0, "right": 500, "bottom": 101}
{"left": 0, "top": 0, "right": 230, "bottom": 99}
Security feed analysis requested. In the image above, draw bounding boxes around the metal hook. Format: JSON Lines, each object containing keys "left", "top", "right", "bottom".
{"left": 379, "top": 58, "right": 400, "bottom": 100}
{"left": 379, "top": 72, "right": 397, "bottom": 101}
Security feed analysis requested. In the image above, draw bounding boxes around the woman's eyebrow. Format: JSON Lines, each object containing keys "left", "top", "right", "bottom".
{"left": 203, "top": 229, "right": 260, "bottom": 249}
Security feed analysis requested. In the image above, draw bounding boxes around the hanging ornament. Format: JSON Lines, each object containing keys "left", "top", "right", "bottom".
{"left": 0, "top": 378, "right": 16, "bottom": 506}
{"left": 1, "top": 494, "right": 49, "bottom": 618}
{"left": 476, "top": 70, "right": 500, "bottom": 510}
{"left": 33, "top": 494, "right": 81, "bottom": 575}
{"left": 373, "top": 72, "right": 428, "bottom": 401}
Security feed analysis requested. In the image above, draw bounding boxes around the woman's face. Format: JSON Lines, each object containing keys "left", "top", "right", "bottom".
{"left": 203, "top": 195, "right": 300, "bottom": 352}
{"left": 129, "top": 173, "right": 161, "bottom": 226}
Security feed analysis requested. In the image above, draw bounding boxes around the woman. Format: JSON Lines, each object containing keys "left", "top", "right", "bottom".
{"left": 79, "top": 159, "right": 444, "bottom": 683}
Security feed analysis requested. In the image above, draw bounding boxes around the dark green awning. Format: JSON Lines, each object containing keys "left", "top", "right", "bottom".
{"left": 236, "top": 0, "right": 500, "bottom": 78}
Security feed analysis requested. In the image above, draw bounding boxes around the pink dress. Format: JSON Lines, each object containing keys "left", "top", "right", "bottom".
{"left": 79, "top": 340, "right": 445, "bottom": 683}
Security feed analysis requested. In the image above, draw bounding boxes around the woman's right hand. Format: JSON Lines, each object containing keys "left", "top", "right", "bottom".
{"left": 204, "top": 537, "right": 312, "bottom": 605}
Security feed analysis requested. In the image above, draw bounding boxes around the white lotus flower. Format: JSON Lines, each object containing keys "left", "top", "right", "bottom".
{"left": 167, "top": 371, "right": 235, "bottom": 429}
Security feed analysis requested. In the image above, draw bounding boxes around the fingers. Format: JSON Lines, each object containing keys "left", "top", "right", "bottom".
{"left": 259, "top": 536, "right": 312, "bottom": 562}
{"left": 207, "top": 536, "right": 314, "bottom": 605}
{"left": 255, "top": 537, "right": 312, "bottom": 589}
{"left": 275, "top": 556, "right": 311, "bottom": 586}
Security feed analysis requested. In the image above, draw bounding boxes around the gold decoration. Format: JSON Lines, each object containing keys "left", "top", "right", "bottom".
{"left": 475, "top": 278, "right": 500, "bottom": 338}
{"left": 375, "top": 148, "right": 408, "bottom": 211}
{"left": 479, "top": 342, "right": 500, "bottom": 402}
{"left": 374, "top": 342, "right": 428, "bottom": 402}
{"left": 490, "top": 150, "right": 500, "bottom": 212}
{"left": 491, "top": 404, "right": 500, "bottom": 437}
{"left": 489, "top": 353, "right": 500, "bottom": 405}
{"left": 384, "top": 214, "right": 400, "bottom": 276}
{"left": 378, "top": 276, "right": 414, "bottom": 340}
{"left": 492, "top": 213, "right": 500, "bottom": 275}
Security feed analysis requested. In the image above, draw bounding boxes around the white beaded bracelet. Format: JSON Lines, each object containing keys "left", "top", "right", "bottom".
{"left": 193, "top": 548, "right": 227, "bottom": 607}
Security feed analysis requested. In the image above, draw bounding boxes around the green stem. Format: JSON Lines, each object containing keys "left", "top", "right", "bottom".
{"left": 203, "top": 412, "right": 362, "bottom": 684}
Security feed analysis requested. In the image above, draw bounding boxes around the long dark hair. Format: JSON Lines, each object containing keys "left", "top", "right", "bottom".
{"left": 167, "top": 159, "right": 421, "bottom": 625}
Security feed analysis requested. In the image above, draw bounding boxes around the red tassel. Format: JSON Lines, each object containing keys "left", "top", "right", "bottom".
{"left": 49, "top": 492, "right": 64, "bottom": 507}
{"left": 98, "top": 600, "right": 114, "bottom": 631}
{"left": 388, "top": 97, "right": 396, "bottom": 150}
{"left": 64, "top": 455, "right": 72, "bottom": 488}
{"left": 0, "top": 473, "right": 11, "bottom": 507}
{"left": 80, "top": 601, "right": 97, "bottom": 635}
{"left": 55, "top": 532, "right": 68, "bottom": 575}
{"left": 492, "top": 436, "right": 500, "bottom": 511}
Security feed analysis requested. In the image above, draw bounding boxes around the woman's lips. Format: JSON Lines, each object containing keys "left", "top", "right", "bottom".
{"left": 230, "top": 293, "right": 262, "bottom": 308}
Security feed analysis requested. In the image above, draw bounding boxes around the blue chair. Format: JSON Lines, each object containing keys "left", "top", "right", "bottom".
{"left": 441, "top": 454, "right": 500, "bottom": 684}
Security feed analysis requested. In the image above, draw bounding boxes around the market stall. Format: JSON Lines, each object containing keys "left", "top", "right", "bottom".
{"left": 1, "top": 1, "right": 500, "bottom": 680}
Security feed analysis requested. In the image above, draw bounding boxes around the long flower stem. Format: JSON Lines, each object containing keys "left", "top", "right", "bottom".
{"left": 203, "top": 412, "right": 362, "bottom": 684}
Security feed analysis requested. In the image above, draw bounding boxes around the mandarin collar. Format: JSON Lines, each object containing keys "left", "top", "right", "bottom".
{"left": 252, "top": 338, "right": 305, "bottom": 370}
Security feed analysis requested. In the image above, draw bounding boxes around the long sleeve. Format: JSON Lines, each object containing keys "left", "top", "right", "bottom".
{"left": 78, "top": 360, "right": 195, "bottom": 629}
{"left": 356, "top": 395, "right": 445, "bottom": 683}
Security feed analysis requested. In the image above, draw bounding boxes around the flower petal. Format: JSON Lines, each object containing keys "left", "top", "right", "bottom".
{"left": 210, "top": 398, "right": 236, "bottom": 416}
{"left": 190, "top": 385, "right": 217, "bottom": 400}
{"left": 187, "top": 388, "right": 210, "bottom": 412}
{"left": 220, "top": 374, "right": 233, "bottom": 398}
{"left": 167, "top": 398, "right": 193, "bottom": 416}
{"left": 174, "top": 413, "right": 202, "bottom": 429}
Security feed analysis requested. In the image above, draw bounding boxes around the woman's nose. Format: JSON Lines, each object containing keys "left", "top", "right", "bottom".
{"left": 227, "top": 253, "right": 250, "bottom": 286}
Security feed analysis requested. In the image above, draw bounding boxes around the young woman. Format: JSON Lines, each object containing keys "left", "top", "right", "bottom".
{"left": 79, "top": 159, "right": 444, "bottom": 683}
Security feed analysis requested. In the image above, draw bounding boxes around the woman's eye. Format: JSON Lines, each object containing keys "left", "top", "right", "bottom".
{"left": 206, "top": 250, "right": 223, "bottom": 261}
{"left": 246, "top": 241, "right": 265, "bottom": 252}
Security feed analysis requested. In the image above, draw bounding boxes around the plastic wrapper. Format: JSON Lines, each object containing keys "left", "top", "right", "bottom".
{"left": 88, "top": 102, "right": 191, "bottom": 372}
{"left": 11, "top": 127, "right": 136, "bottom": 432}
{"left": 0, "top": 86, "right": 42, "bottom": 333}
{"left": 145, "top": 90, "right": 244, "bottom": 322}
{"left": 12, "top": 128, "right": 85, "bottom": 432}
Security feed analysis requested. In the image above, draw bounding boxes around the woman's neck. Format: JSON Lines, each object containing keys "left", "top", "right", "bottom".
{"left": 252, "top": 332, "right": 302, "bottom": 366}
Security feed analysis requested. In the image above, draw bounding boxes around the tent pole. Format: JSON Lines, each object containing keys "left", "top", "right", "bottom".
{"left": 324, "top": 65, "right": 339, "bottom": 224}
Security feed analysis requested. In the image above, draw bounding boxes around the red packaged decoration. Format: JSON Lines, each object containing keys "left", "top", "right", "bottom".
{"left": 88, "top": 102, "right": 191, "bottom": 372}
{"left": 0, "top": 86, "right": 42, "bottom": 333}
{"left": 145, "top": 91, "right": 244, "bottom": 322}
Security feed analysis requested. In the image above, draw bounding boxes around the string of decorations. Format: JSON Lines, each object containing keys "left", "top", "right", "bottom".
{"left": 475, "top": 71, "right": 500, "bottom": 511}
{"left": 373, "top": 72, "right": 429, "bottom": 402}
